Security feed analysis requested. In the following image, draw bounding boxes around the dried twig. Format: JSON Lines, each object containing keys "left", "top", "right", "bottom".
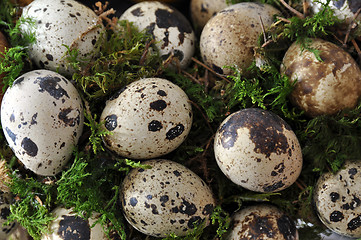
{"left": 279, "top": 0, "right": 304, "bottom": 19}
{"left": 191, "top": 57, "right": 230, "bottom": 83}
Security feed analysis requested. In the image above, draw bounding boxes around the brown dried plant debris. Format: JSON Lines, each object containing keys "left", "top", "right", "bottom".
{"left": 0, "top": 159, "right": 12, "bottom": 192}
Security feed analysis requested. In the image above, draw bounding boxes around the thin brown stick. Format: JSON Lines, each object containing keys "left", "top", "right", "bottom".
{"left": 276, "top": 16, "right": 291, "bottom": 24}
{"left": 139, "top": 39, "right": 155, "bottom": 66}
{"left": 279, "top": 0, "right": 304, "bottom": 19}
{"left": 351, "top": 39, "right": 361, "bottom": 65}
{"left": 189, "top": 100, "right": 214, "bottom": 135}
{"left": 181, "top": 69, "right": 202, "bottom": 85}
{"left": 191, "top": 57, "right": 230, "bottom": 83}
{"left": 303, "top": 0, "right": 309, "bottom": 17}
{"left": 259, "top": 16, "right": 267, "bottom": 45}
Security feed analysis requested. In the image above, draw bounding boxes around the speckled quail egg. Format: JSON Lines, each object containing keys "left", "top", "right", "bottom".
{"left": 200, "top": 2, "right": 281, "bottom": 75}
{"left": 313, "top": 160, "right": 361, "bottom": 238}
{"left": 190, "top": 0, "right": 229, "bottom": 31}
{"left": 0, "top": 191, "right": 18, "bottom": 239}
{"left": 308, "top": 0, "right": 361, "bottom": 24}
{"left": 226, "top": 204, "right": 298, "bottom": 240}
{"left": 41, "top": 207, "right": 108, "bottom": 240}
{"left": 100, "top": 77, "right": 192, "bottom": 159}
{"left": 0, "top": 69, "right": 84, "bottom": 176}
{"left": 20, "top": 0, "right": 104, "bottom": 75}
{"left": 214, "top": 108, "right": 303, "bottom": 193}
{"left": 120, "top": 159, "right": 216, "bottom": 237}
{"left": 281, "top": 38, "right": 361, "bottom": 117}
{"left": 119, "top": 1, "right": 196, "bottom": 69}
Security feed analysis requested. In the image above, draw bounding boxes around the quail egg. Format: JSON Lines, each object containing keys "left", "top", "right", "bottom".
{"left": 100, "top": 77, "right": 192, "bottom": 159}
{"left": 119, "top": 1, "right": 196, "bottom": 69}
{"left": 20, "top": 0, "right": 104, "bottom": 75}
{"left": 226, "top": 204, "right": 298, "bottom": 240}
{"left": 41, "top": 207, "right": 108, "bottom": 240}
{"left": 190, "top": 0, "right": 229, "bottom": 31}
{"left": 281, "top": 38, "right": 361, "bottom": 117}
{"left": 0, "top": 69, "right": 84, "bottom": 176}
{"left": 214, "top": 108, "right": 303, "bottom": 193}
{"left": 313, "top": 160, "right": 361, "bottom": 238}
{"left": 200, "top": 2, "right": 280, "bottom": 75}
{"left": 308, "top": 0, "right": 361, "bottom": 24}
{"left": 0, "top": 191, "right": 18, "bottom": 239}
{"left": 120, "top": 159, "right": 216, "bottom": 237}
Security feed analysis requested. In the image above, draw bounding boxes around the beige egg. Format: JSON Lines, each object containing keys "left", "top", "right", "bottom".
{"left": 214, "top": 108, "right": 302, "bottom": 193}
{"left": 120, "top": 159, "right": 216, "bottom": 237}
{"left": 190, "top": 0, "right": 229, "bottom": 31}
{"left": 200, "top": 2, "right": 280, "bottom": 75}
{"left": 226, "top": 204, "right": 298, "bottom": 240}
{"left": 281, "top": 38, "right": 361, "bottom": 117}
{"left": 20, "top": 0, "right": 104, "bottom": 76}
{"left": 100, "top": 78, "right": 192, "bottom": 159}
{"left": 313, "top": 160, "right": 361, "bottom": 238}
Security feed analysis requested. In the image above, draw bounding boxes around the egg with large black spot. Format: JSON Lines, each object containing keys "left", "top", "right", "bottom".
{"left": 214, "top": 108, "right": 303, "bottom": 192}
{"left": 100, "top": 77, "right": 192, "bottom": 159}
{"left": 0, "top": 191, "right": 18, "bottom": 239}
{"left": 119, "top": 1, "right": 196, "bottom": 69}
{"left": 20, "top": 0, "right": 105, "bottom": 76}
{"left": 226, "top": 204, "right": 298, "bottom": 240}
{"left": 41, "top": 207, "right": 108, "bottom": 240}
{"left": 313, "top": 160, "right": 361, "bottom": 238}
{"left": 0, "top": 70, "right": 84, "bottom": 176}
{"left": 120, "top": 159, "right": 216, "bottom": 237}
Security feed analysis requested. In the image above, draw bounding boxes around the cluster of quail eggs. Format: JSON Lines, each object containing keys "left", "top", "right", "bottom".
{"left": 2, "top": 0, "right": 361, "bottom": 239}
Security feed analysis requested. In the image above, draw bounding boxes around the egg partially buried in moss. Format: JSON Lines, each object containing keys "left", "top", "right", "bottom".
{"left": 100, "top": 77, "right": 192, "bottom": 159}
{"left": 119, "top": 1, "right": 196, "bottom": 69}
{"left": 200, "top": 2, "right": 280, "bottom": 75}
{"left": 313, "top": 160, "right": 361, "bottom": 238}
{"left": 41, "top": 207, "right": 108, "bottom": 240}
{"left": 120, "top": 159, "right": 215, "bottom": 237}
{"left": 20, "top": 0, "right": 104, "bottom": 76}
{"left": 226, "top": 204, "right": 298, "bottom": 240}
{"left": 0, "top": 70, "right": 84, "bottom": 176}
{"left": 281, "top": 38, "right": 361, "bottom": 117}
{"left": 214, "top": 108, "right": 302, "bottom": 193}
{"left": 308, "top": 0, "right": 361, "bottom": 24}
{"left": 0, "top": 191, "right": 18, "bottom": 239}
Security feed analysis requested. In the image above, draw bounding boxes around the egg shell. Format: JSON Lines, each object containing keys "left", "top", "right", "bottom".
{"left": 120, "top": 159, "right": 216, "bottom": 237}
{"left": 226, "top": 204, "right": 298, "bottom": 240}
{"left": 313, "top": 160, "right": 361, "bottom": 238}
{"left": 281, "top": 38, "right": 361, "bottom": 117}
{"left": 214, "top": 108, "right": 303, "bottom": 193}
{"left": 200, "top": 2, "right": 280, "bottom": 75}
{"left": 308, "top": 0, "right": 361, "bottom": 24}
{"left": 119, "top": 1, "right": 196, "bottom": 69}
{"left": 41, "top": 207, "right": 108, "bottom": 240}
{"left": 190, "top": 0, "right": 229, "bottom": 31}
{"left": 0, "top": 69, "right": 84, "bottom": 176}
{"left": 20, "top": 0, "right": 104, "bottom": 76}
{"left": 100, "top": 77, "right": 192, "bottom": 159}
{"left": 0, "top": 191, "right": 18, "bottom": 239}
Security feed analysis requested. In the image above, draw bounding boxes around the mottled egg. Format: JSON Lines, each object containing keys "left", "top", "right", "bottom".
{"left": 190, "top": 0, "right": 229, "bottom": 31}
{"left": 120, "top": 159, "right": 215, "bottom": 237}
{"left": 313, "top": 160, "right": 361, "bottom": 238}
{"left": 226, "top": 204, "right": 298, "bottom": 240}
{"left": 214, "top": 108, "right": 303, "bottom": 193}
{"left": 0, "top": 191, "right": 18, "bottom": 239}
{"left": 41, "top": 207, "right": 107, "bottom": 240}
{"left": 20, "top": 0, "right": 104, "bottom": 75}
{"left": 200, "top": 2, "right": 280, "bottom": 75}
{"left": 308, "top": 0, "right": 361, "bottom": 24}
{"left": 119, "top": 1, "right": 196, "bottom": 69}
{"left": 0, "top": 70, "right": 84, "bottom": 176}
{"left": 281, "top": 38, "right": 361, "bottom": 117}
{"left": 100, "top": 77, "right": 192, "bottom": 159}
